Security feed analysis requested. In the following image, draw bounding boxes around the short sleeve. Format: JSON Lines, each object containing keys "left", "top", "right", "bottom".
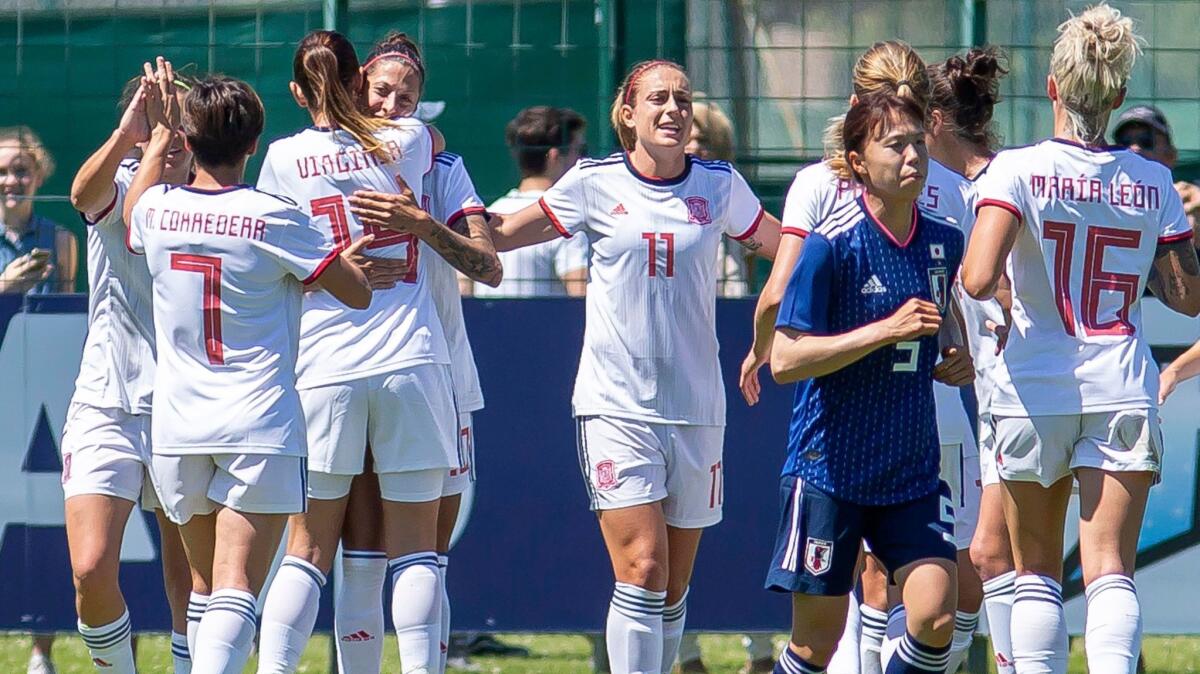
{"left": 776, "top": 233, "right": 835, "bottom": 334}
{"left": 553, "top": 232, "right": 590, "bottom": 276}
{"left": 1156, "top": 176, "right": 1194, "bottom": 245}
{"left": 537, "top": 162, "right": 588, "bottom": 238}
{"left": 973, "top": 152, "right": 1025, "bottom": 224}
{"left": 258, "top": 207, "right": 338, "bottom": 284}
{"left": 780, "top": 166, "right": 826, "bottom": 238}
{"left": 724, "top": 167, "right": 765, "bottom": 240}
{"left": 435, "top": 157, "right": 488, "bottom": 227}
{"left": 255, "top": 145, "right": 283, "bottom": 195}
{"left": 126, "top": 184, "right": 167, "bottom": 255}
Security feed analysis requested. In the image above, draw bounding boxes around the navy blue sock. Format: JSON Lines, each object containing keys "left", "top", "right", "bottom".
{"left": 775, "top": 645, "right": 826, "bottom": 674}
{"left": 884, "top": 631, "right": 950, "bottom": 673}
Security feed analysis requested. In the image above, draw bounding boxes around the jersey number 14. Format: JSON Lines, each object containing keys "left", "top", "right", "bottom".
{"left": 312, "top": 195, "right": 419, "bottom": 283}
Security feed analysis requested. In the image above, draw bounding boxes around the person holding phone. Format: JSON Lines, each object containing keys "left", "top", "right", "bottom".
{"left": 0, "top": 126, "right": 77, "bottom": 294}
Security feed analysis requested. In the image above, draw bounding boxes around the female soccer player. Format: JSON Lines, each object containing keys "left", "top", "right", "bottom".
{"left": 330, "top": 31, "right": 500, "bottom": 674}
{"left": 126, "top": 69, "right": 371, "bottom": 674}
{"left": 769, "top": 90, "right": 970, "bottom": 674}
{"left": 64, "top": 62, "right": 194, "bottom": 674}
{"left": 491, "top": 59, "right": 781, "bottom": 674}
{"left": 962, "top": 6, "right": 1200, "bottom": 673}
{"left": 926, "top": 47, "right": 1016, "bottom": 674}
{"left": 254, "top": 30, "right": 499, "bottom": 674}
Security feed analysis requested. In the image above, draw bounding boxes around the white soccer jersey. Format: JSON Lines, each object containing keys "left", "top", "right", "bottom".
{"left": 421, "top": 151, "right": 487, "bottom": 413}
{"left": 128, "top": 184, "right": 336, "bottom": 456}
{"left": 779, "top": 158, "right": 978, "bottom": 444}
{"left": 474, "top": 188, "right": 589, "bottom": 297}
{"left": 974, "top": 139, "right": 1193, "bottom": 416}
{"left": 71, "top": 159, "right": 157, "bottom": 415}
{"left": 540, "top": 153, "right": 764, "bottom": 425}
{"left": 257, "top": 121, "right": 450, "bottom": 389}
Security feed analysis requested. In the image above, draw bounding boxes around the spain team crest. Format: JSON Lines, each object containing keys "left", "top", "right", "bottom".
{"left": 595, "top": 460, "right": 617, "bottom": 491}
{"left": 804, "top": 537, "right": 833, "bottom": 576}
{"left": 685, "top": 196, "right": 712, "bottom": 225}
{"left": 928, "top": 267, "right": 948, "bottom": 312}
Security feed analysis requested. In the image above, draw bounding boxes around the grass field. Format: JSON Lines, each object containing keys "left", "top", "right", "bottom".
{"left": 5, "top": 633, "right": 1200, "bottom": 673}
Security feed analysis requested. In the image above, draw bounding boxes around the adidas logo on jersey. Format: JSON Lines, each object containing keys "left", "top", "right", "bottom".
{"left": 341, "top": 630, "right": 376, "bottom": 642}
{"left": 610, "top": 203, "right": 628, "bottom": 216}
{"left": 860, "top": 275, "right": 887, "bottom": 295}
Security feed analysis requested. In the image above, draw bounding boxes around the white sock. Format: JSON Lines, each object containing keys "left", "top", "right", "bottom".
{"left": 187, "top": 593, "right": 209, "bottom": 659}
{"left": 886, "top": 632, "right": 950, "bottom": 674}
{"left": 438, "top": 554, "right": 451, "bottom": 673}
{"left": 606, "top": 582, "right": 666, "bottom": 674}
{"left": 661, "top": 588, "right": 688, "bottom": 673}
{"left": 389, "top": 551, "right": 442, "bottom": 674}
{"left": 777, "top": 646, "right": 828, "bottom": 673}
{"left": 859, "top": 604, "right": 887, "bottom": 674}
{"left": 680, "top": 632, "right": 703, "bottom": 664}
{"left": 78, "top": 608, "right": 136, "bottom": 674}
{"left": 172, "top": 631, "right": 192, "bottom": 674}
{"left": 1084, "top": 574, "right": 1141, "bottom": 674}
{"left": 335, "top": 550, "right": 387, "bottom": 674}
{"left": 828, "top": 598, "right": 861, "bottom": 674}
{"left": 257, "top": 556, "right": 326, "bottom": 674}
{"left": 192, "top": 588, "right": 258, "bottom": 674}
{"left": 946, "top": 610, "right": 979, "bottom": 673}
{"left": 982, "top": 572, "right": 1016, "bottom": 674}
{"left": 1012, "top": 575, "right": 1068, "bottom": 674}
{"left": 880, "top": 605, "right": 906, "bottom": 671}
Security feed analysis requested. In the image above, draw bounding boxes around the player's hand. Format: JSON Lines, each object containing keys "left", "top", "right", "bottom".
{"left": 352, "top": 253, "right": 412, "bottom": 290}
{"left": 739, "top": 350, "right": 767, "bottom": 406}
{"left": 116, "top": 81, "right": 150, "bottom": 145}
{"left": 933, "top": 345, "right": 975, "bottom": 386}
{"left": 0, "top": 253, "right": 53, "bottom": 293}
{"left": 883, "top": 298, "right": 942, "bottom": 342}
{"left": 1177, "top": 181, "right": 1200, "bottom": 219}
{"left": 1159, "top": 366, "right": 1181, "bottom": 405}
{"left": 348, "top": 178, "right": 430, "bottom": 236}
{"left": 142, "top": 57, "right": 178, "bottom": 135}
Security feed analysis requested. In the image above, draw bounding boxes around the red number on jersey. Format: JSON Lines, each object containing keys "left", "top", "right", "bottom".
{"left": 642, "top": 232, "right": 675, "bottom": 278}
{"left": 310, "top": 196, "right": 351, "bottom": 249}
{"left": 365, "top": 227, "right": 420, "bottom": 284}
{"left": 1043, "top": 220, "right": 1142, "bottom": 337}
{"left": 170, "top": 253, "right": 224, "bottom": 365}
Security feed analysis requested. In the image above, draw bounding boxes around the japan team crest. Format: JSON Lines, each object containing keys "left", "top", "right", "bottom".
{"left": 685, "top": 196, "right": 712, "bottom": 225}
{"left": 595, "top": 460, "right": 618, "bottom": 491}
{"left": 928, "top": 267, "right": 948, "bottom": 312}
{"left": 804, "top": 537, "right": 833, "bottom": 576}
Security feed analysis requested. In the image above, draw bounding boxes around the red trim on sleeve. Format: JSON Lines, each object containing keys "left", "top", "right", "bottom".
{"left": 975, "top": 198, "right": 1023, "bottom": 224}
{"left": 1158, "top": 231, "right": 1194, "bottom": 245}
{"left": 780, "top": 226, "right": 809, "bottom": 239}
{"left": 445, "top": 206, "right": 488, "bottom": 229}
{"left": 124, "top": 222, "right": 142, "bottom": 256}
{"left": 81, "top": 186, "right": 119, "bottom": 226}
{"left": 732, "top": 207, "right": 766, "bottom": 241}
{"left": 303, "top": 249, "right": 340, "bottom": 285}
{"left": 538, "top": 197, "right": 572, "bottom": 238}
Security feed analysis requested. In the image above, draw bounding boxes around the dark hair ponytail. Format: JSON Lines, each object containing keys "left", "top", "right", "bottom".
{"left": 928, "top": 47, "right": 1009, "bottom": 149}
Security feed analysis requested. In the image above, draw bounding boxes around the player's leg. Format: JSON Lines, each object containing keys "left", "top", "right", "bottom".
{"left": 1074, "top": 409, "right": 1161, "bottom": 674}
{"left": 949, "top": 442, "right": 983, "bottom": 674}
{"left": 434, "top": 411, "right": 475, "bottom": 672}
{"left": 827, "top": 592, "right": 861, "bottom": 674}
{"left": 194, "top": 453, "right": 302, "bottom": 674}
{"left": 994, "top": 415, "right": 1076, "bottom": 674}
{"left": 970, "top": 417, "right": 1016, "bottom": 674}
{"left": 859, "top": 554, "right": 889, "bottom": 674}
{"left": 335, "top": 466, "right": 387, "bottom": 674}
{"left": 155, "top": 508, "right": 195, "bottom": 674}
{"left": 61, "top": 404, "right": 154, "bottom": 674}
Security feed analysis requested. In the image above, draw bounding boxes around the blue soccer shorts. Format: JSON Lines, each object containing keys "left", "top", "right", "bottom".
{"left": 765, "top": 475, "right": 956, "bottom": 596}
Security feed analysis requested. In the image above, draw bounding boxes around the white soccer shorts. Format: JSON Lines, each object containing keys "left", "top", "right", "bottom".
{"left": 299, "top": 363, "right": 457, "bottom": 499}
{"left": 575, "top": 415, "right": 725, "bottom": 529}
{"left": 150, "top": 453, "right": 307, "bottom": 525}
{"left": 60, "top": 401, "right": 159, "bottom": 511}
{"left": 992, "top": 409, "right": 1163, "bottom": 487}
{"left": 441, "top": 412, "right": 475, "bottom": 498}
{"left": 978, "top": 413, "right": 1000, "bottom": 488}
{"left": 940, "top": 441, "right": 981, "bottom": 551}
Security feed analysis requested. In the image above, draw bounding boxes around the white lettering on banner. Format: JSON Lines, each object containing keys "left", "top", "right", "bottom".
{"left": 0, "top": 313, "right": 155, "bottom": 562}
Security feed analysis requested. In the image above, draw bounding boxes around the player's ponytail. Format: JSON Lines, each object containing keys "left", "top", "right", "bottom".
{"left": 293, "top": 30, "right": 391, "bottom": 161}
{"left": 610, "top": 59, "right": 687, "bottom": 152}
{"left": 929, "top": 47, "right": 1009, "bottom": 150}
{"left": 826, "top": 41, "right": 930, "bottom": 180}
{"left": 1050, "top": 3, "right": 1142, "bottom": 144}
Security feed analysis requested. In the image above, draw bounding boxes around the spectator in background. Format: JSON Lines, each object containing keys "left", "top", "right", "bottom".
{"left": 0, "top": 126, "right": 77, "bottom": 294}
{"left": 686, "top": 99, "right": 750, "bottom": 298}
{"left": 1112, "top": 105, "right": 1200, "bottom": 236}
{"left": 474, "top": 106, "right": 589, "bottom": 297}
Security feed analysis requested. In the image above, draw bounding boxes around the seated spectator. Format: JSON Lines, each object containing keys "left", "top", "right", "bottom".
{"left": 0, "top": 126, "right": 77, "bottom": 294}
{"left": 1112, "top": 105, "right": 1200, "bottom": 237}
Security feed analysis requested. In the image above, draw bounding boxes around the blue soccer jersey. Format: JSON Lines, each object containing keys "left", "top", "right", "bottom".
{"left": 776, "top": 197, "right": 964, "bottom": 506}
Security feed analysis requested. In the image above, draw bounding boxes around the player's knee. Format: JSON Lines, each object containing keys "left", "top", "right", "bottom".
{"left": 909, "top": 606, "right": 956, "bottom": 647}
{"left": 72, "top": 554, "right": 120, "bottom": 597}
{"left": 792, "top": 623, "right": 844, "bottom": 663}
{"left": 969, "top": 532, "right": 1012, "bottom": 580}
{"left": 618, "top": 555, "right": 666, "bottom": 589}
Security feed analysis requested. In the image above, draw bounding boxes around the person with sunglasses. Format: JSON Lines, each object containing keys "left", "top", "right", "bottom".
{"left": 1113, "top": 105, "right": 1200, "bottom": 237}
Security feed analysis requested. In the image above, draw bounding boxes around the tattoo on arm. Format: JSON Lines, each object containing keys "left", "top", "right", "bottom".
{"left": 424, "top": 214, "right": 501, "bottom": 283}
{"left": 738, "top": 235, "right": 763, "bottom": 253}
{"left": 1148, "top": 240, "right": 1200, "bottom": 310}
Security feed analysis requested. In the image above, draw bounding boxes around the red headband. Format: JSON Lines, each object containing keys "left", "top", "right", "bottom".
{"left": 363, "top": 46, "right": 425, "bottom": 80}
{"left": 623, "top": 60, "right": 676, "bottom": 105}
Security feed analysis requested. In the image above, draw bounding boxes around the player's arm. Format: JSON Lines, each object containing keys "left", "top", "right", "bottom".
{"left": 740, "top": 231, "right": 804, "bottom": 405}
{"left": 1147, "top": 239, "right": 1200, "bottom": 317}
{"left": 933, "top": 295, "right": 974, "bottom": 386}
{"left": 72, "top": 81, "right": 149, "bottom": 218}
{"left": 312, "top": 235, "right": 373, "bottom": 310}
{"left": 489, "top": 201, "right": 564, "bottom": 252}
{"left": 1159, "top": 338, "right": 1200, "bottom": 403}
{"left": 961, "top": 204, "right": 1019, "bottom": 300}
{"left": 734, "top": 211, "right": 781, "bottom": 260}
{"left": 771, "top": 298, "right": 942, "bottom": 383}
{"left": 122, "top": 59, "right": 178, "bottom": 226}
{"left": 348, "top": 181, "right": 501, "bottom": 285}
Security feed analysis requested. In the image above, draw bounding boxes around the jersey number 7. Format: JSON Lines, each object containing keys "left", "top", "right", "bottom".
{"left": 171, "top": 252, "right": 224, "bottom": 365}
{"left": 1043, "top": 220, "right": 1141, "bottom": 337}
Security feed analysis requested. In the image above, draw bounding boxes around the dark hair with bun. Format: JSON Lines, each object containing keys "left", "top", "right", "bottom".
{"left": 928, "top": 46, "right": 1008, "bottom": 150}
